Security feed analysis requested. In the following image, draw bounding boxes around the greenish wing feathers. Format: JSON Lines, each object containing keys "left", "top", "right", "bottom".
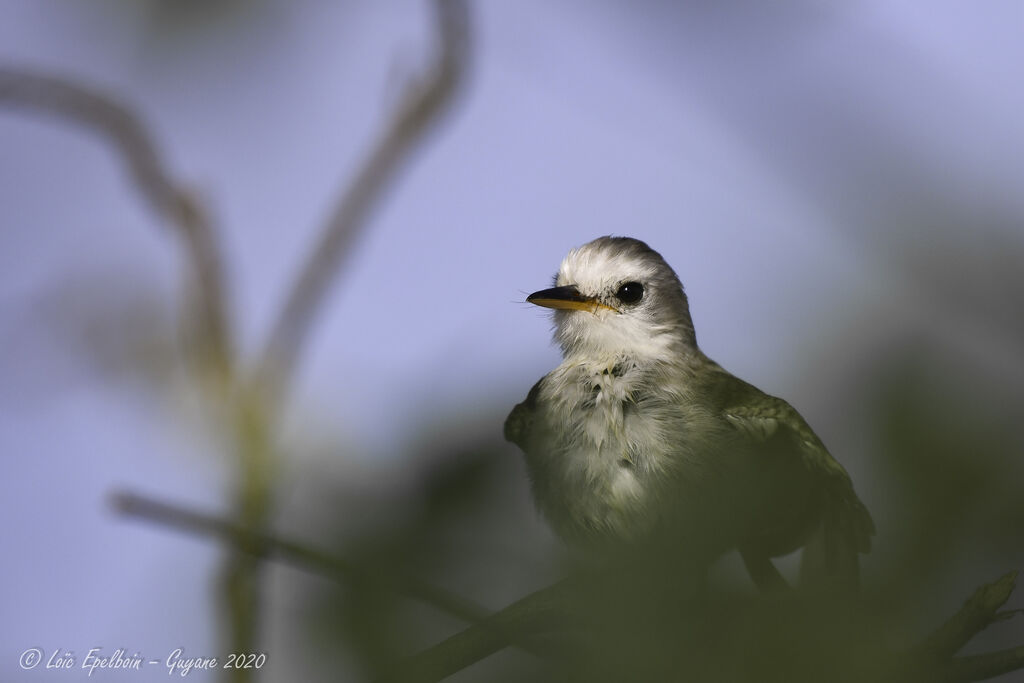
{"left": 722, "top": 395, "right": 875, "bottom": 555}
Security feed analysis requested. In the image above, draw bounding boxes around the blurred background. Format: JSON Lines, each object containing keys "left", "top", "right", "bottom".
{"left": 2, "top": 1, "right": 1023, "bottom": 681}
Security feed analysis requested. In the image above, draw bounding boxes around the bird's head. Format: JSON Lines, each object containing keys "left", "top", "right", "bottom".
{"left": 527, "top": 236, "right": 697, "bottom": 360}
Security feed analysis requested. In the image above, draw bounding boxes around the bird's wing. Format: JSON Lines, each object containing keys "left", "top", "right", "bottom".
{"left": 504, "top": 377, "right": 544, "bottom": 449}
{"left": 723, "top": 397, "right": 852, "bottom": 496}
{"left": 718, "top": 373, "right": 874, "bottom": 585}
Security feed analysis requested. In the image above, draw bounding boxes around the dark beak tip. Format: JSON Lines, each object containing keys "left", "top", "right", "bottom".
{"left": 527, "top": 285, "right": 581, "bottom": 302}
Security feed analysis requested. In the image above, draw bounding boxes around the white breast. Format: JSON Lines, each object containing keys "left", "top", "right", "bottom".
{"left": 538, "top": 357, "right": 678, "bottom": 539}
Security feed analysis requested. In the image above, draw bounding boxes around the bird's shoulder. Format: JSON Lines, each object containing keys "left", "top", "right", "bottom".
{"left": 700, "top": 360, "right": 847, "bottom": 482}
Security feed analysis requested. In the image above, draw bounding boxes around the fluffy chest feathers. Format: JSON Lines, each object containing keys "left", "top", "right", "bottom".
{"left": 528, "top": 357, "right": 689, "bottom": 541}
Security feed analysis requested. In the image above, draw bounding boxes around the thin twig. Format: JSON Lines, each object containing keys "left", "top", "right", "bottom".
{"left": 256, "top": 0, "right": 470, "bottom": 397}
{"left": 111, "top": 490, "right": 490, "bottom": 624}
{"left": 0, "top": 67, "right": 232, "bottom": 374}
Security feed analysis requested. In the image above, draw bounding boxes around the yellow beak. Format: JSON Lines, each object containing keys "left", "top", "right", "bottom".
{"left": 526, "top": 286, "right": 618, "bottom": 314}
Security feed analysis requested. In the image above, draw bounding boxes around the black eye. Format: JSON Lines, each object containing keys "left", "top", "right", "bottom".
{"left": 615, "top": 281, "right": 644, "bottom": 304}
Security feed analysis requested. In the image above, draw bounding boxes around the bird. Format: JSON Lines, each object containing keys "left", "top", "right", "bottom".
{"left": 504, "top": 236, "right": 874, "bottom": 592}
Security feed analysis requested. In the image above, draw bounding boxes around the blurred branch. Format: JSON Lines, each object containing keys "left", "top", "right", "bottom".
{"left": 114, "top": 490, "right": 567, "bottom": 666}
{"left": 914, "top": 571, "right": 1024, "bottom": 683}
{"left": 111, "top": 490, "right": 490, "bottom": 624}
{"left": 5, "top": 2, "right": 476, "bottom": 680}
{"left": 920, "top": 571, "right": 1018, "bottom": 658}
{"left": 375, "top": 580, "right": 575, "bottom": 683}
{"left": 377, "top": 571, "right": 1024, "bottom": 683}
{"left": 256, "top": 0, "right": 470, "bottom": 398}
{"left": 221, "top": 398, "right": 274, "bottom": 683}
{"left": 944, "top": 646, "right": 1024, "bottom": 683}
{"left": 225, "top": 1, "right": 469, "bottom": 674}
{"left": 0, "top": 67, "right": 232, "bottom": 376}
